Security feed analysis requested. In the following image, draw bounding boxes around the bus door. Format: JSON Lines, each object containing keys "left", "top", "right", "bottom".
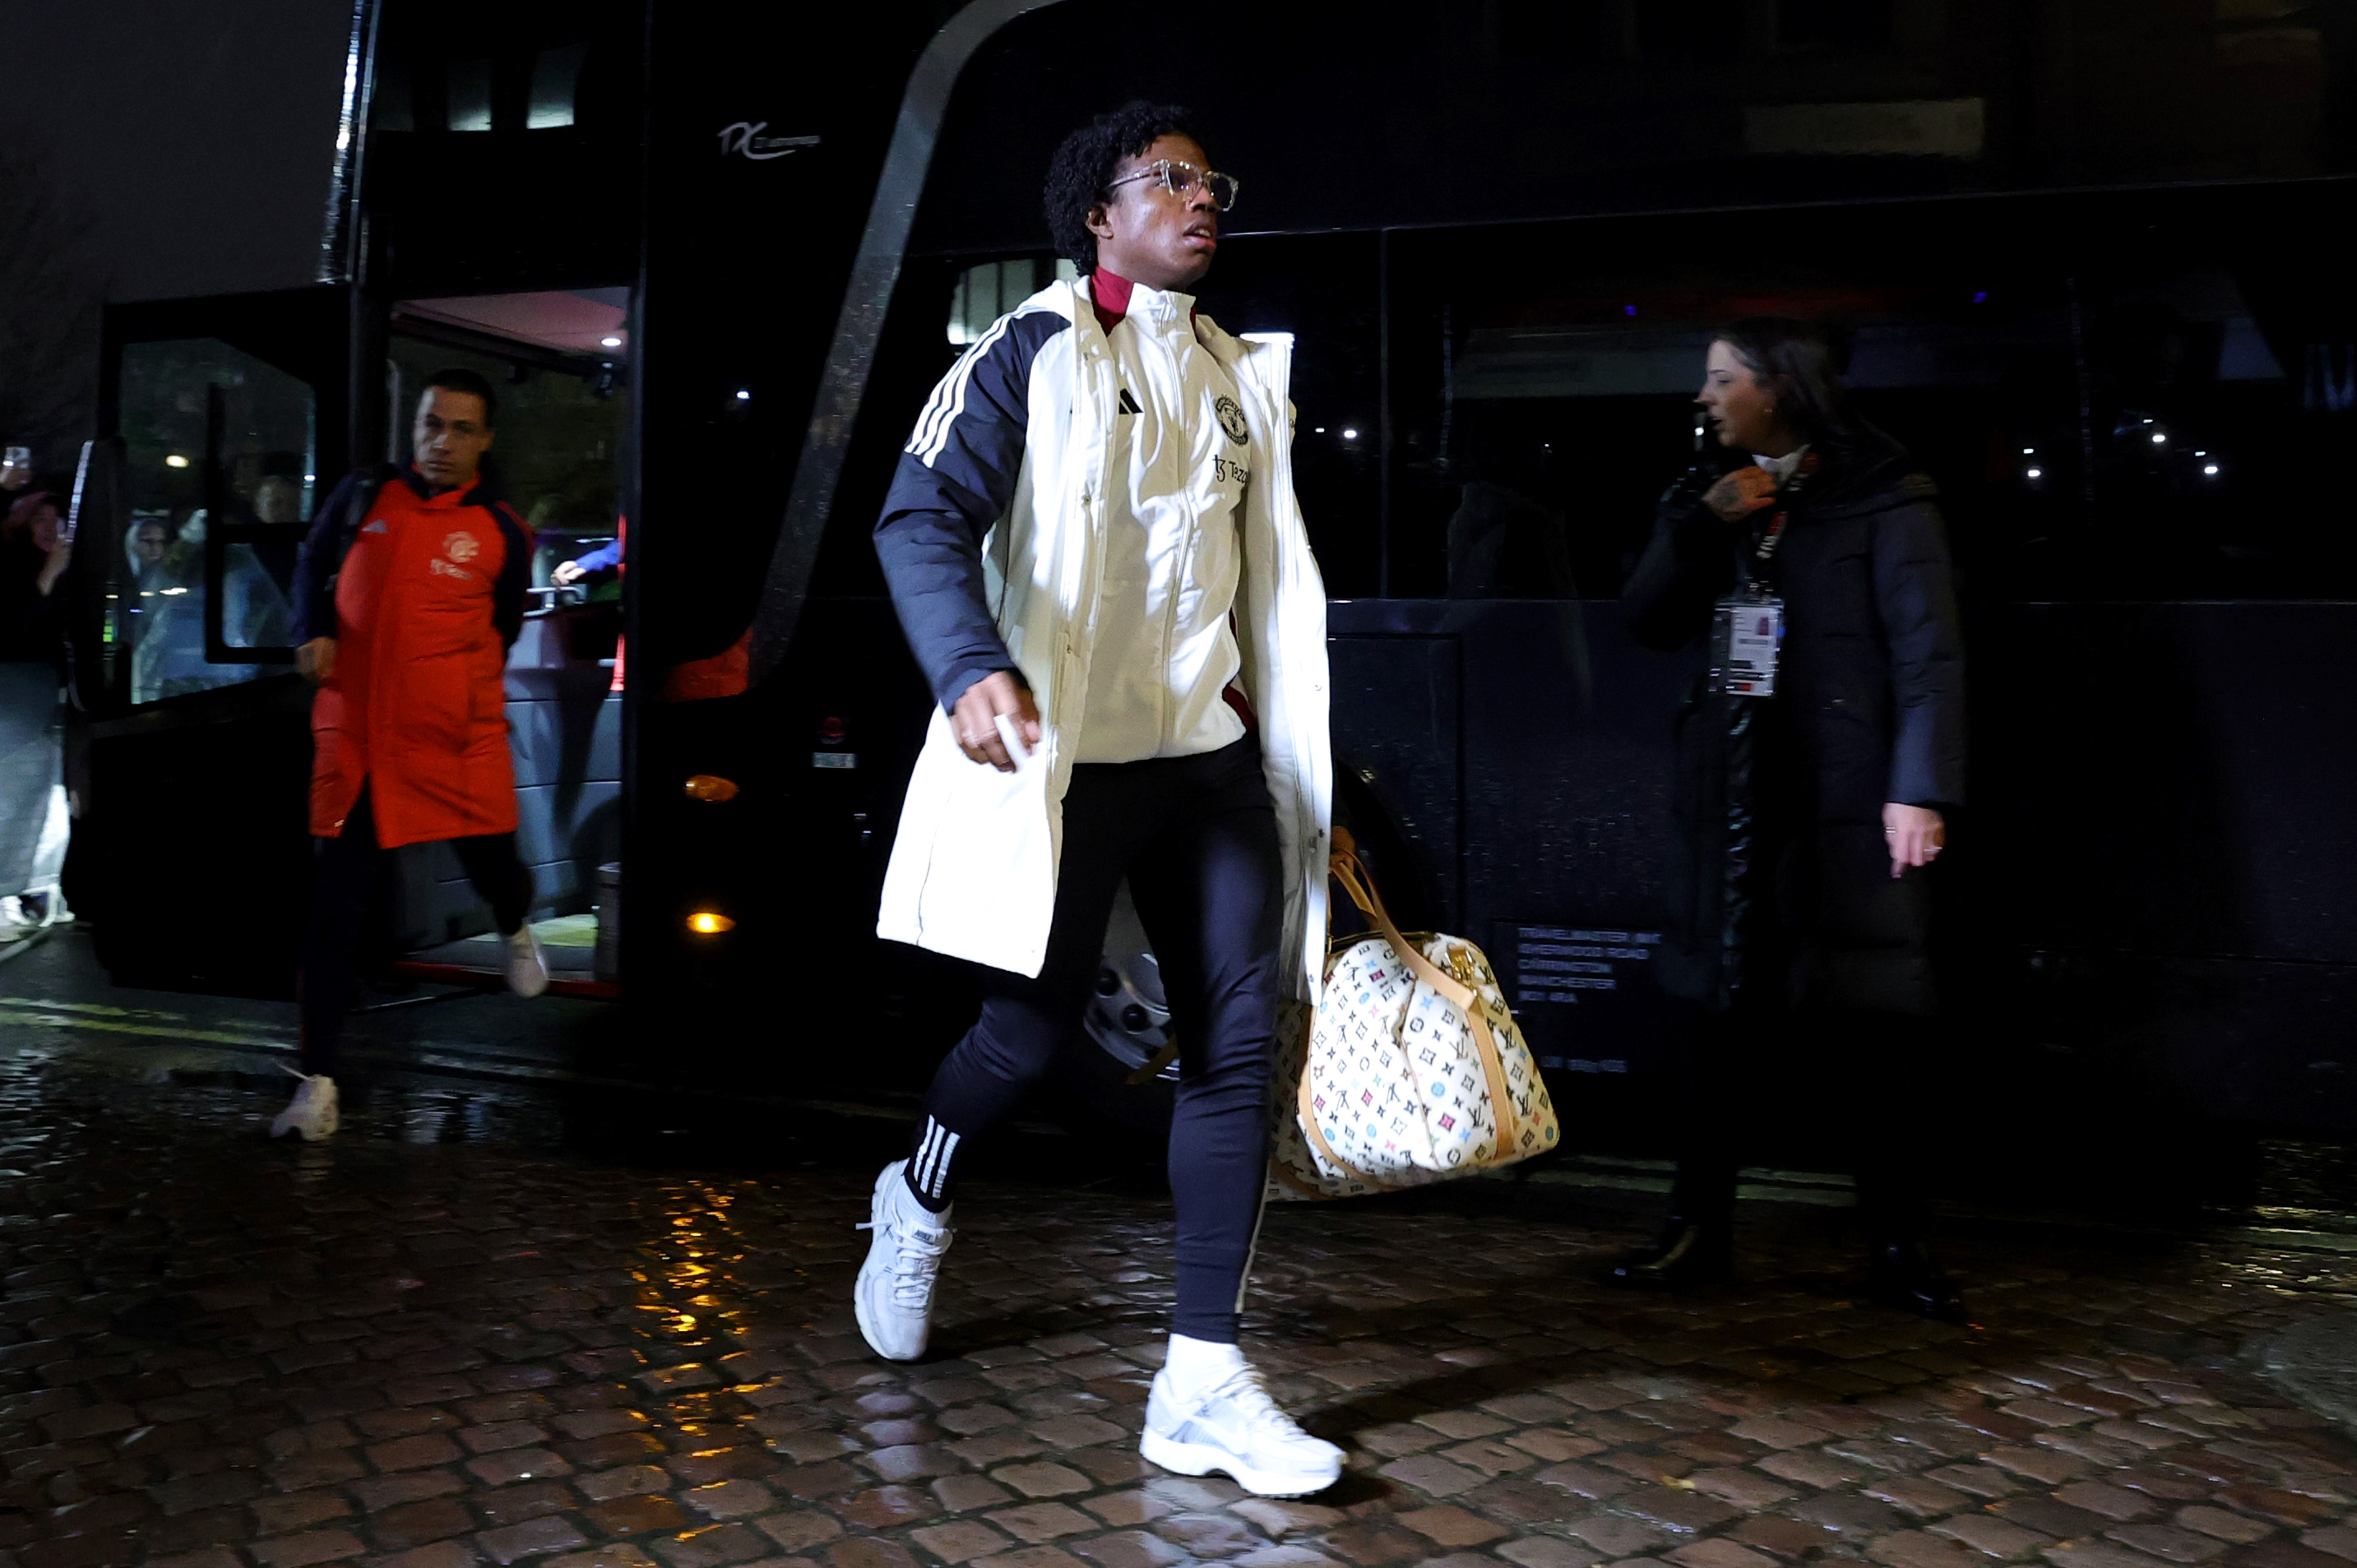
{"left": 80, "top": 286, "right": 350, "bottom": 993}
{"left": 373, "top": 289, "right": 631, "bottom": 998}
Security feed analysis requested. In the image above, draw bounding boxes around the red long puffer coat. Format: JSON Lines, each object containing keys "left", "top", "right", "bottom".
{"left": 299, "top": 469, "right": 530, "bottom": 847}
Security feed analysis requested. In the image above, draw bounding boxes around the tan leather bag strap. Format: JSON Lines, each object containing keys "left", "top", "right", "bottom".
{"left": 1269, "top": 1153, "right": 1331, "bottom": 1200}
{"left": 1295, "top": 1061, "right": 1387, "bottom": 1187}
{"left": 1327, "top": 846, "right": 1517, "bottom": 1128}
{"left": 1466, "top": 1001, "right": 1517, "bottom": 1150}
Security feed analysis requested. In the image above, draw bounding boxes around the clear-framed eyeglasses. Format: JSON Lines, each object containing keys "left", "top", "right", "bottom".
{"left": 1104, "top": 159, "right": 1240, "bottom": 212}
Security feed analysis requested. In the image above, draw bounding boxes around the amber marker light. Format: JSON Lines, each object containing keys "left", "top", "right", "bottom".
{"left": 687, "top": 911, "right": 736, "bottom": 935}
{"left": 682, "top": 775, "right": 740, "bottom": 802}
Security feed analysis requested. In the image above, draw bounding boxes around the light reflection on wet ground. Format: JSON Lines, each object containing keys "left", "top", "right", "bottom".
{"left": 6, "top": 927, "right": 2357, "bottom": 1568}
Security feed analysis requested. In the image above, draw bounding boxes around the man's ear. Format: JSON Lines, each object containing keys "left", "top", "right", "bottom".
{"left": 1085, "top": 201, "right": 1114, "bottom": 241}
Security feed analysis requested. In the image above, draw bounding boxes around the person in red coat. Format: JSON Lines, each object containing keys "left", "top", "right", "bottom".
{"left": 273, "top": 368, "right": 545, "bottom": 1140}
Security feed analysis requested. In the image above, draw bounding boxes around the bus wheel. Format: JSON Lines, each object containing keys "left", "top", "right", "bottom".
{"left": 1049, "top": 880, "right": 1177, "bottom": 1143}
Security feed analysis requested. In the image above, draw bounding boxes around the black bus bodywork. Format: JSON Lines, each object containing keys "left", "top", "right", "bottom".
{"left": 69, "top": 0, "right": 2357, "bottom": 1153}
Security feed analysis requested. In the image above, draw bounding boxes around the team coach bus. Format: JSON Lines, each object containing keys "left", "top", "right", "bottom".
{"left": 65, "top": 0, "right": 2357, "bottom": 1158}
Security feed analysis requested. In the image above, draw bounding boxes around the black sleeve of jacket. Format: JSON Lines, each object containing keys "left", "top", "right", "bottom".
{"left": 1623, "top": 467, "right": 1737, "bottom": 652}
{"left": 874, "top": 310, "right": 1067, "bottom": 713}
{"left": 491, "top": 503, "right": 532, "bottom": 650}
{"left": 1872, "top": 498, "right": 1966, "bottom": 807}
{"left": 291, "top": 469, "right": 365, "bottom": 644}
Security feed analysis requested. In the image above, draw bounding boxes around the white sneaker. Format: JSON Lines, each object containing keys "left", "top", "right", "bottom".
{"left": 1141, "top": 1355, "right": 1345, "bottom": 1498}
{"left": 271, "top": 1071, "right": 340, "bottom": 1141}
{"left": 854, "top": 1160, "right": 954, "bottom": 1361}
{"left": 504, "top": 926, "right": 549, "bottom": 998}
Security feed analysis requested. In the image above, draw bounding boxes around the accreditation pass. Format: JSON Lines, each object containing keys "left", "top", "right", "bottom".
{"left": 1712, "top": 594, "right": 1785, "bottom": 697}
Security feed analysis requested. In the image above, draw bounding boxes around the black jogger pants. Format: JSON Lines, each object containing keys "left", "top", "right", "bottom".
{"left": 299, "top": 783, "right": 532, "bottom": 1076}
{"left": 909, "top": 735, "right": 1283, "bottom": 1344}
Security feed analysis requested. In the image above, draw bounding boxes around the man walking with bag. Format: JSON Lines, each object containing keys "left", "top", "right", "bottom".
{"left": 860, "top": 103, "right": 1340, "bottom": 1498}
{"left": 272, "top": 369, "right": 548, "bottom": 1141}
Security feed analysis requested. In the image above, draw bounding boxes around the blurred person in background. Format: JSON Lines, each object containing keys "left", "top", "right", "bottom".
{"left": 1615, "top": 317, "right": 1968, "bottom": 1321}
{"left": 549, "top": 530, "right": 620, "bottom": 590}
{"left": 126, "top": 510, "right": 293, "bottom": 703}
{"left": 550, "top": 519, "right": 625, "bottom": 690}
{"left": 2, "top": 482, "right": 72, "bottom": 936}
{"left": 252, "top": 474, "right": 303, "bottom": 524}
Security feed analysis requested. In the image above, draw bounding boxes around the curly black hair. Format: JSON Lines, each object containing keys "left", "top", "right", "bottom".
{"left": 1043, "top": 100, "right": 1202, "bottom": 273}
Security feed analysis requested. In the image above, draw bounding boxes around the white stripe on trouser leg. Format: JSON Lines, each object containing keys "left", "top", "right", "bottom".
{"left": 912, "top": 1121, "right": 939, "bottom": 1194}
{"left": 1233, "top": 1182, "right": 1270, "bottom": 1314}
{"left": 916, "top": 1120, "right": 945, "bottom": 1196}
{"left": 914, "top": 1117, "right": 962, "bottom": 1202}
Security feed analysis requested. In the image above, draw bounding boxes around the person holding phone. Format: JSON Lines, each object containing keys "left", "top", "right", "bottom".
{"left": 1615, "top": 317, "right": 1968, "bottom": 1320}
{"left": 2, "top": 481, "right": 72, "bottom": 935}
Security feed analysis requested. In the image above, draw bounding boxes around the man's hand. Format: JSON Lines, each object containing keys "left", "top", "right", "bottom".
{"left": 34, "top": 534, "right": 71, "bottom": 596}
{"left": 1882, "top": 802, "right": 1945, "bottom": 879}
{"left": 951, "top": 670, "right": 1040, "bottom": 773}
{"left": 297, "top": 636, "right": 337, "bottom": 686}
{"left": 551, "top": 560, "right": 586, "bottom": 586}
{"left": 1702, "top": 465, "right": 1778, "bottom": 523}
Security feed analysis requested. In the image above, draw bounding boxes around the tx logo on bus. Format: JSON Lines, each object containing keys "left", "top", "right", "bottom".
{"left": 718, "top": 123, "right": 820, "bottom": 161}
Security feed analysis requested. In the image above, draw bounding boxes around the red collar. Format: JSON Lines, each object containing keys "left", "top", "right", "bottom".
{"left": 1088, "top": 267, "right": 1201, "bottom": 338}
{"left": 1089, "top": 268, "right": 1134, "bottom": 336}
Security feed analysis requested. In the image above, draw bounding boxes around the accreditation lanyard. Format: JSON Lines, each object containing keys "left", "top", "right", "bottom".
{"left": 1709, "top": 451, "right": 1818, "bottom": 700}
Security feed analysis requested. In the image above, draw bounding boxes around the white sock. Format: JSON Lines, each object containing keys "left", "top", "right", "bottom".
{"left": 1162, "top": 1334, "right": 1247, "bottom": 1393}
{"left": 888, "top": 1162, "right": 952, "bottom": 1223}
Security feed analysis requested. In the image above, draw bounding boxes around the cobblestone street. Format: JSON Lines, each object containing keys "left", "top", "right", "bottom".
{"left": 5, "top": 1011, "right": 2357, "bottom": 1568}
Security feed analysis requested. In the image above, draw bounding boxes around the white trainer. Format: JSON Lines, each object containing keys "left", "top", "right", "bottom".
{"left": 854, "top": 1159, "right": 954, "bottom": 1362}
{"left": 1141, "top": 1355, "right": 1344, "bottom": 1498}
{"left": 271, "top": 1071, "right": 340, "bottom": 1141}
{"left": 504, "top": 926, "right": 549, "bottom": 998}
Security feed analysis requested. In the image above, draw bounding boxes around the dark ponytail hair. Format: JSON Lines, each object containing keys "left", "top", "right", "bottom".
{"left": 1715, "top": 316, "right": 1854, "bottom": 449}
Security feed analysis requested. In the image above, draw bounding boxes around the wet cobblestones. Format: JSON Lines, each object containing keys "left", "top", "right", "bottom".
{"left": 3, "top": 1044, "right": 2355, "bottom": 1568}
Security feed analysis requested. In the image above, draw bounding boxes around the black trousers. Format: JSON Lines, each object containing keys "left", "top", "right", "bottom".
{"left": 1669, "top": 1001, "right": 1933, "bottom": 1242}
{"left": 912, "top": 735, "right": 1281, "bottom": 1344}
{"left": 299, "top": 783, "right": 531, "bottom": 1075}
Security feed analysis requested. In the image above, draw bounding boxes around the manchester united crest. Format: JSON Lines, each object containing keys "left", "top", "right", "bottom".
{"left": 1214, "top": 395, "right": 1249, "bottom": 446}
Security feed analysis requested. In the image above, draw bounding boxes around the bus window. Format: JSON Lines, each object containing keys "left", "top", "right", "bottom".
{"left": 363, "top": 2, "right": 641, "bottom": 296}
{"left": 528, "top": 43, "right": 590, "bottom": 131}
{"left": 1378, "top": 187, "right": 2356, "bottom": 603}
{"left": 917, "top": 2, "right": 2348, "bottom": 245}
{"left": 844, "top": 0, "right": 2349, "bottom": 612}
{"left": 114, "top": 340, "right": 311, "bottom": 705}
{"left": 948, "top": 258, "right": 1076, "bottom": 345}
{"left": 1380, "top": 209, "right": 2087, "bottom": 600}
{"left": 1195, "top": 234, "right": 1382, "bottom": 598}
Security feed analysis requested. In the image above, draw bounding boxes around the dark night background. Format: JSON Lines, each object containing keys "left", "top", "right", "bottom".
{"left": 0, "top": 0, "right": 349, "bottom": 467}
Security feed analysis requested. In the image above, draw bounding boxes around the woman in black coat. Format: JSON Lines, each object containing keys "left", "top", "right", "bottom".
{"left": 1614, "top": 317, "right": 1967, "bottom": 1320}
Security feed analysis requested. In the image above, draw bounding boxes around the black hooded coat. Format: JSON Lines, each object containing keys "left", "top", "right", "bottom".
{"left": 1623, "top": 429, "right": 1966, "bottom": 1018}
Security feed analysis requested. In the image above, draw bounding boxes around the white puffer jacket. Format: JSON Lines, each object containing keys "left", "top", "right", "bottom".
{"left": 874, "top": 277, "right": 1332, "bottom": 997}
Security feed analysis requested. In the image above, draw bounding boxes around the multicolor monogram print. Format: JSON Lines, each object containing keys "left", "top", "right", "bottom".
{"left": 1269, "top": 932, "right": 1560, "bottom": 1201}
